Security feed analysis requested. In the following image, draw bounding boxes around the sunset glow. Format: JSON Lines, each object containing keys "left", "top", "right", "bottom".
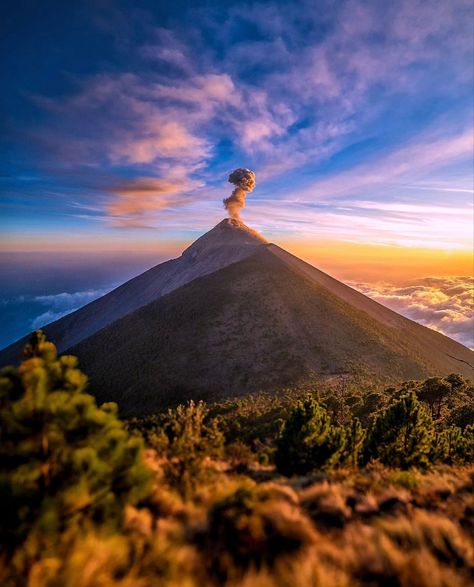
{"left": 2, "top": 0, "right": 473, "bottom": 257}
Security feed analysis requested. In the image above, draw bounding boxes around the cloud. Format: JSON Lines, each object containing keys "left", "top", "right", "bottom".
{"left": 350, "top": 276, "right": 474, "bottom": 348}
{"left": 33, "top": 290, "right": 110, "bottom": 307}
{"left": 242, "top": 198, "right": 473, "bottom": 250}
{"left": 12, "top": 0, "right": 473, "bottom": 238}
{"left": 299, "top": 129, "right": 474, "bottom": 200}
{"left": 30, "top": 288, "right": 112, "bottom": 329}
{"left": 219, "top": 0, "right": 473, "bottom": 176}
{"left": 107, "top": 177, "right": 202, "bottom": 227}
{"left": 109, "top": 121, "right": 209, "bottom": 165}
{"left": 31, "top": 309, "right": 78, "bottom": 329}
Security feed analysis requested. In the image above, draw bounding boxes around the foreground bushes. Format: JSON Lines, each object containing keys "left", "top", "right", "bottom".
{"left": 0, "top": 331, "right": 151, "bottom": 550}
{"left": 1, "top": 333, "right": 473, "bottom": 587}
{"left": 204, "top": 483, "right": 315, "bottom": 580}
{"left": 3, "top": 465, "right": 473, "bottom": 587}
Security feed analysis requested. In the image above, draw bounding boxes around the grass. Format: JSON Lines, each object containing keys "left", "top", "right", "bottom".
{"left": 3, "top": 450, "right": 473, "bottom": 587}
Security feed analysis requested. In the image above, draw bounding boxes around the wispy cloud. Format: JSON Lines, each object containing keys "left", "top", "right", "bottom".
{"left": 106, "top": 177, "right": 203, "bottom": 227}
{"left": 244, "top": 197, "right": 473, "bottom": 249}
{"left": 298, "top": 129, "right": 473, "bottom": 201}
{"left": 4, "top": 0, "right": 473, "bottom": 242}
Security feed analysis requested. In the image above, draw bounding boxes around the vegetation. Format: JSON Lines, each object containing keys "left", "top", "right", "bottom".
{"left": 0, "top": 332, "right": 150, "bottom": 551}
{"left": 275, "top": 395, "right": 347, "bottom": 475}
{"left": 145, "top": 400, "right": 223, "bottom": 497}
{"left": 363, "top": 392, "right": 435, "bottom": 468}
{"left": 1, "top": 333, "right": 473, "bottom": 587}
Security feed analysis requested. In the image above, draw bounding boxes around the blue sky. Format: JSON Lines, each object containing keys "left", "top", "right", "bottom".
{"left": 1, "top": 0, "right": 473, "bottom": 252}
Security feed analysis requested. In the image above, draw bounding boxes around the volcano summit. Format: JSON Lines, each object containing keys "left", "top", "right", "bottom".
{"left": 1, "top": 219, "right": 472, "bottom": 415}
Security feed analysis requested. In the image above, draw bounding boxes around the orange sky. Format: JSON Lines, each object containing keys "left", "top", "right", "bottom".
{"left": 2, "top": 232, "right": 472, "bottom": 284}
{"left": 282, "top": 240, "right": 474, "bottom": 282}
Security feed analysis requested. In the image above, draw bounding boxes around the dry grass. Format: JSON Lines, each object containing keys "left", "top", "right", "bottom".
{"left": 3, "top": 458, "right": 473, "bottom": 587}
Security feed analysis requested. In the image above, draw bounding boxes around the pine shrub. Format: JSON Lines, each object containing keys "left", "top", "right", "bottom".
{"left": 160, "top": 400, "right": 224, "bottom": 496}
{"left": 0, "top": 331, "right": 151, "bottom": 548}
{"left": 363, "top": 392, "right": 435, "bottom": 469}
{"left": 275, "top": 396, "right": 346, "bottom": 476}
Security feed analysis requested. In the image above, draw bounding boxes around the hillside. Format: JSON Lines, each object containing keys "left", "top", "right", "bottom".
{"left": 0, "top": 219, "right": 267, "bottom": 364}
{"left": 70, "top": 247, "right": 473, "bottom": 416}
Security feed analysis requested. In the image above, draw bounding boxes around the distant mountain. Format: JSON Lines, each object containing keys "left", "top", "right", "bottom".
{"left": 1, "top": 219, "right": 472, "bottom": 415}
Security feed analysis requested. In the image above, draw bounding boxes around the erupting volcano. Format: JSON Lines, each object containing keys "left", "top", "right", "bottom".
{"left": 1, "top": 172, "right": 472, "bottom": 415}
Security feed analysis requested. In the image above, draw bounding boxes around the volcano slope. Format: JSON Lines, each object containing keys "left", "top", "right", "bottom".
{"left": 0, "top": 219, "right": 267, "bottom": 364}
{"left": 68, "top": 246, "right": 473, "bottom": 416}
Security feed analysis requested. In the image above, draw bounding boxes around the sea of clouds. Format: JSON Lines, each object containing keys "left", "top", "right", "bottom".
{"left": 29, "top": 289, "right": 113, "bottom": 329}
{"left": 350, "top": 276, "right": 474, "bottom": 349}
{"left": 2, "top": 276, "right": 472, "bottom": 352}
{"left": 0, "top": 288, "right": 112, "bottom": 350}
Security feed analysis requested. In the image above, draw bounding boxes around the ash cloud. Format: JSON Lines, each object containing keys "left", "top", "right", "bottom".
{"left": 223, "top": 168, "right": 256, "bottom": 219}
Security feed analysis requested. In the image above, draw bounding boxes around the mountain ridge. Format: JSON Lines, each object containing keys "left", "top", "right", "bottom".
{"left": 67, "top": 246, "right": 472, "bottom": 415}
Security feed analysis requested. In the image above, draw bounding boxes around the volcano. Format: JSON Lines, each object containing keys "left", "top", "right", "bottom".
{"left": 1, "top": 219, "right": 472, "bottom": 415}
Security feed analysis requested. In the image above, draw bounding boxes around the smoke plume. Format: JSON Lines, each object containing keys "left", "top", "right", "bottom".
{"left": 223, "top": 168, "right": 256, "bottom": 219}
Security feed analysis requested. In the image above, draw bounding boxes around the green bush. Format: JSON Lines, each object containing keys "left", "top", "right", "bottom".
{"left": 342, "top": 417, "right": 366, "bottom": 468}
{"left": 432, "top": 424, "right": 474, "bottom": 464}
{"left": 275, "top": 396, "right": 346, "bottom": 476}
{"left": 0, "top": 331, "right": 151, "bottom": 548}
{"left": 363, "top": 392, "right": 435, "bottom": 469}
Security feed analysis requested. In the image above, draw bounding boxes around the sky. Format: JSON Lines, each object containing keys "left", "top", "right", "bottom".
{"left": 1, "top": 0, "right": 473, "bottom": 349}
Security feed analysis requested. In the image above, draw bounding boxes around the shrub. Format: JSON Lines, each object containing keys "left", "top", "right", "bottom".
{"left": 275, "top": 396, "right": 346, "bottom": 476}
{"left": 0, "top": 331, "right": 151, "bottom": 549}
{"left": 160, "top": 400, "right": 224, "bottom": 496}
{"left": 417, "top": 377, "right": 452, "bottom": 420}
{"left": 431, "top": 424, "right": 474, "bottom": 466}
{"left": 447, "top": 402, "right": 474, "bottom": 430}
{"left": 226, "top": 441, "right": 254, "bottom": 470}
{"left": 431, "top": 427, "right": 466, "bottom": 465}
{"left": 363, "top": 392, "right": 435, "bottom": 469}
{"left": 342, "top": 417, "right": 365, "bottom": 468}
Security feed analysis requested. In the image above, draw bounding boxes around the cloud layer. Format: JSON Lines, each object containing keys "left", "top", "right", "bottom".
{"left": 351, "top": 276, "right": 474, "bottom": 348}
{"left": 30, "top": 288, "right": 112, "bottom": 329}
